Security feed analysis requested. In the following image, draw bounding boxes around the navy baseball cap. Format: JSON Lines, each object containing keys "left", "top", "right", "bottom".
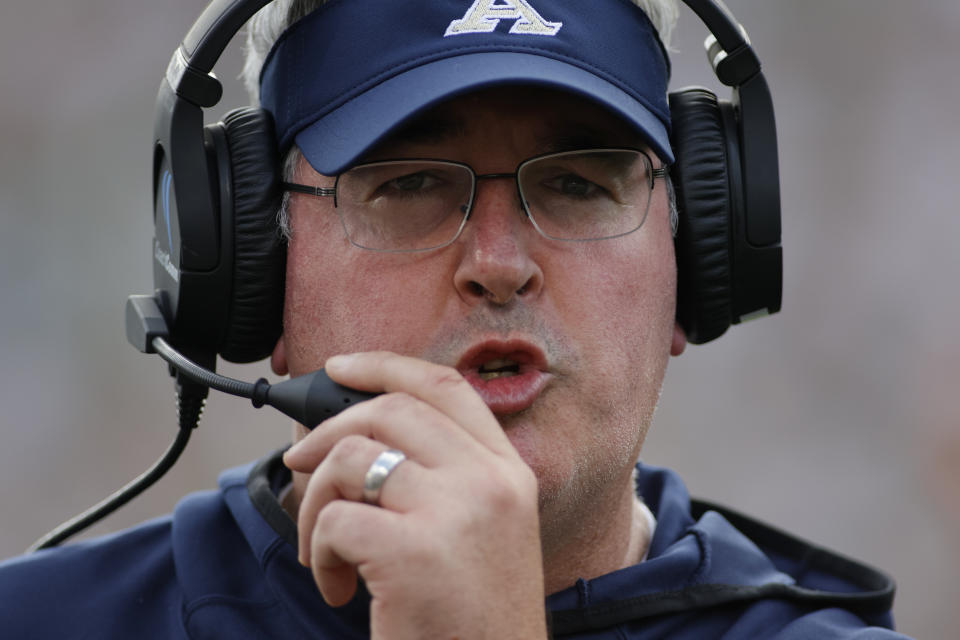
{"left": 259, "top": 0, "right": 673, "bottom": 175}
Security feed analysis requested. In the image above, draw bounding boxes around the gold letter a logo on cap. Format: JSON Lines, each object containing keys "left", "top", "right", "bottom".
{"left": 444, "top": 0, "right": 563, "bottom": 37}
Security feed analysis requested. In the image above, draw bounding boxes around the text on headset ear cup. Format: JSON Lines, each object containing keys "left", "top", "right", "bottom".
{"left": 218, "top": 107, "right": 286, "bottom": 363}
{"left": 669, "top": 87, "right": 736, "bottom": 344}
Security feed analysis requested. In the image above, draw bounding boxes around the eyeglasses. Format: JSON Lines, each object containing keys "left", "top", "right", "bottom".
{"left": 282, "top": 148, "right": 668, "bottom": 253}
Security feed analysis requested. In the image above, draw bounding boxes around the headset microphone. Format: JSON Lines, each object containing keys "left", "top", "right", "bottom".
{"left": 125, "top": 295, "right": 379, "bottom": 429}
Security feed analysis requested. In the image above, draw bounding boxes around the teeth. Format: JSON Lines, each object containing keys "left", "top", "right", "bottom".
{"left": 478, "top": 358, "right": 520, "bottom": 381}
{"left": 479, "top": 358, "right": 515, "bottom": 372}
{"left": 479, "top": 370, "right": 518, "bottom": 381}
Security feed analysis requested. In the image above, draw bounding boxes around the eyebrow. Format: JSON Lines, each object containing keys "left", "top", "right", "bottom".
{"left": 373, "top": 117, "right": 648, "bottom": 158}
{"left": 380, "top": 114, "right": 468, "bottom": 147}
{"left": 533, "top": 126, "right": 646, "bottom": 155}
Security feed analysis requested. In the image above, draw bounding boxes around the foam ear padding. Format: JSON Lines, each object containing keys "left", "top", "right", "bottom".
{"left": 669, "top": 88, "right": 735, "bottom": 344}
{"left": 218, "top": 107, "right": 286, "bottom": 363}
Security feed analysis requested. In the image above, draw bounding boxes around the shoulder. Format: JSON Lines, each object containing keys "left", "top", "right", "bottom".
{"left": 0, "top": 486, "right": 239, "bottom": 639}
{"left": 0, "top": 515, "right": 186, "bottom": 639}
{"left": 0, "top": 457, "right": 308, "bottom": 640}
{"left": 547, "top": 463, "right": 913, "bottom": 639}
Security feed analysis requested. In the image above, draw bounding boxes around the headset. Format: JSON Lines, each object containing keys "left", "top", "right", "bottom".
{"left": 146, "top": 0, "right": 781, "bottom": 366}
{"left": 30, "top": 0, "right": 783, "bottom": 550}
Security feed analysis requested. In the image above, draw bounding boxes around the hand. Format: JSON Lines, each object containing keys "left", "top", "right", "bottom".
{"left": 283, "top": 351, "right": 548, "bottom": 640}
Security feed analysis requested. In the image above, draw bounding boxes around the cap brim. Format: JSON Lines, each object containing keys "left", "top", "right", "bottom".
{"left": 294, "top": 52, "right": 674, "bottom": 176}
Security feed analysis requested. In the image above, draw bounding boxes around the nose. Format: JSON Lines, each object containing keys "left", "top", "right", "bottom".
{"left": 453, "top": 177, "right": 543, "bottom": 306}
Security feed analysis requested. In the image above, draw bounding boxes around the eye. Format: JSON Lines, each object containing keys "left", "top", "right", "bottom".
{"left": 385, "top": 171, "right": 439, "bottom": 193}
{"left": 557, "top": 174, "right": 596, "bottom": 197}
{"left": 542, "top": 173, "right": 604, "bottom": 199}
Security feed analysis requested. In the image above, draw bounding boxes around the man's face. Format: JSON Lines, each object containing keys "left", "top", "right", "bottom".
{"left": 275, "top": 87, "right": 682, "bottom": 533}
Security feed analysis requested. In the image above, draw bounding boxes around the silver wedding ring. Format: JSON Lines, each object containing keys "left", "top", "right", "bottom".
{"left": 362, "top": 449, "right": 407, "bottom": 506}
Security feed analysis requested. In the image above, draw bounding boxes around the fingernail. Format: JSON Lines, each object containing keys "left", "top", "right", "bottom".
{"left": 325, "top": 354, "right": 356, "bottom": 373}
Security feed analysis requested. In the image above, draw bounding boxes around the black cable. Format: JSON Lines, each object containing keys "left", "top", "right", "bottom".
{"left": 29, "top": 333, "right": 376, "bottom": 551}
{"left": 151, "top": 336, "right": 376, "bottom": 423}
{"left": 27, "top": 353, "right": 212, "bottom": 552}
{"left": 27, "top": 336, "right": 259, "bottom": 551}
{"left": 27, "top": 420, "right": 195, "bottom": 552}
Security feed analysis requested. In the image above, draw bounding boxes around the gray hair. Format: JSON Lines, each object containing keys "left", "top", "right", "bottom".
{"left": 247, "top": 0, "right": 681, "bottom": 238}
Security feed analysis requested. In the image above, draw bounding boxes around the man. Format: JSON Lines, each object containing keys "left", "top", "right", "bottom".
{"left": 0, "top": 0, "right": 909, "bottom": 638}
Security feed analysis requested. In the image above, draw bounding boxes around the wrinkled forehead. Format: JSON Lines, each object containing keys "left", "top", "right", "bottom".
{"left": 259, "top": 0, "right": 673, "bottom": 175}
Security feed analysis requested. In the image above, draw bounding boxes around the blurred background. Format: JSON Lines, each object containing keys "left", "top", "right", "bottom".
{"left": 0, "top": 1, "right": 957, "bottom": 636}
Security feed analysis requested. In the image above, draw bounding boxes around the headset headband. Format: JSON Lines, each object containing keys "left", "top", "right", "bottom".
{"left": 167, "top": 0, "right": 760, "bottom": 108}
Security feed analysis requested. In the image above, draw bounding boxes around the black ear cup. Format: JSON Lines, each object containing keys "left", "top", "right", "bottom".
{"left": 669, "top": 87, "right": 738, "bottom": 344}
{"left": 217, "top": 107, "right": 286, "bottom": 363}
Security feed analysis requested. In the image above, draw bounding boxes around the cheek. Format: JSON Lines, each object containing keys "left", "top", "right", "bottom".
{"left": 528, "top": 231, "right": 677, "bottom": 510}
{"left": 281, "top": 207, "right": 452, "bottom": 374}
{"left": 554, "top": 232, "right": 677, "bottom": 382}
{"left": 281, "top": 218, "right": 346, "bottom": 372}
{"left": 546, "top": 227, "right": 676, "bottom": 453}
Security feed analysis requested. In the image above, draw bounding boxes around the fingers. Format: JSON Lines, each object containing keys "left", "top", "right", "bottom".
{"left": 285, "top": 351, "right": 520, "bottom": 474}
{"left": 283, "top": 350, "right": 542, "bottom": 631}
{"left": 285, "top": 390, "right": 479, "bottom": 473}
{"left": 309, "top": 499, "right": 405, "bottom": 607}
{"left": 297, "top": 435, "right": 421, "bottom": 565}
{"left": 326, "top": 351, "right": 516, "bottom": 455}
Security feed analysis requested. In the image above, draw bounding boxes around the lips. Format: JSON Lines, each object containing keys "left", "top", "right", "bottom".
{"left": 456, "top": 340, "right": 551, "bottom": 415}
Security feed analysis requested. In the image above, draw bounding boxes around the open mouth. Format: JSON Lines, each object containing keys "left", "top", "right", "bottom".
{"left": 456, "top": 341, "right": 551, "bottom": 415}
{"left": 477, "top": 358, "right": 521, "bottom": 381}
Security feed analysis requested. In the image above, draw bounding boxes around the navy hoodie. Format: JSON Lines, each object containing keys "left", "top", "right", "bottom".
{"left": 0, "top": 451, "right": 910, "bottom": 638}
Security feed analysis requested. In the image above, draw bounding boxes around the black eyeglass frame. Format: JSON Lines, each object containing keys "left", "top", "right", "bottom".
{"left": 282, "top": 147, "right": 669, "bottom": 252}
